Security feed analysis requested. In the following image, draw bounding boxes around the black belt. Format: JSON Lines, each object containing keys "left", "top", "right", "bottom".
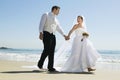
{"left": 43, "top": 31, "right": 54, "bottom": 35}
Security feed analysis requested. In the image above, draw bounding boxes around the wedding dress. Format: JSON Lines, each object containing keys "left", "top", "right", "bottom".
{"left": 55, "top": 27, "right": 101, "bottom": 72}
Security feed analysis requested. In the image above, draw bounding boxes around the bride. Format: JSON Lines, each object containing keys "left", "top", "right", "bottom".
{"left": 55, "top": 16, "right": 101, "bottom": 72}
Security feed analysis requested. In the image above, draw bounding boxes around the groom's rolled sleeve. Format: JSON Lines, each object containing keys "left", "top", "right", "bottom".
{"left": 56, "top": 25, "right": 65, "bottom": 36}
{"left": 39, "top": 13, "right": 47, "bottom": 33}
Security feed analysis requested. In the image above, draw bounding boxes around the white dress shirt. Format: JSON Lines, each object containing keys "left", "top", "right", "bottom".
{"left": 39, "top": 12, "right": 64, "bottom": 36}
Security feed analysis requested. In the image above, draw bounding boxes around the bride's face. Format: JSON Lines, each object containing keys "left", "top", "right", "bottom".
{"left": 77, "top": 17, "right": 83, "bottom": 24}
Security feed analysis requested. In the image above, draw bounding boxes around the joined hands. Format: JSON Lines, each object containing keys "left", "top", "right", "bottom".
{"left": 64, "top": 35, "right": 70, "bottom": 40}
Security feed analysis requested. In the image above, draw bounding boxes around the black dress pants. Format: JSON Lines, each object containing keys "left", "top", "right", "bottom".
{"left": 38, "top": 31, "right": 56, "bottom": 69}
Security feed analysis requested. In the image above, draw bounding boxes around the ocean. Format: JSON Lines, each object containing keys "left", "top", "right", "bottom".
{"left": 0, "top": 48, "right": 120, "bottom": 63}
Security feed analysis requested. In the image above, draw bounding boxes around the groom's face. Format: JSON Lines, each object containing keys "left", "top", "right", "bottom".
{"left": 54, "top": 9, "right": 60, "bottom": 15}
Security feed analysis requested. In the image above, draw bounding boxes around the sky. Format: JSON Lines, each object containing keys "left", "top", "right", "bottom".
{"left": 0, "top": 0, "right": 120, "bottom": 50}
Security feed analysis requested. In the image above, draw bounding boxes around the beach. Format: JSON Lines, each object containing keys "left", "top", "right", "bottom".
{"left": 0, "top": 60, "right": 120, "bottom": 80}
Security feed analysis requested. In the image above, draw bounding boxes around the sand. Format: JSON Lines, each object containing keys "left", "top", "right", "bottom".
{"left": 0, "top": 60, "right": 120, "bottom": 80}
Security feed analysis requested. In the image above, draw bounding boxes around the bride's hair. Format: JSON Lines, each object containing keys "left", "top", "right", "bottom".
{"left": 77, "top": 16, "right": 83, "bottom": 21}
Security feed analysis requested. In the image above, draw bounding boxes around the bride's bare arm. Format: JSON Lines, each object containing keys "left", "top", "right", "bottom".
{"left": 67, "top": 25, "right": 77, "bottom": 38}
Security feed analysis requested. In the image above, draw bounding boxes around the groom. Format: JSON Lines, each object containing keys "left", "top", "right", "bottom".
{"left": 38, "top": 6, "right": 68, "bottom": 72}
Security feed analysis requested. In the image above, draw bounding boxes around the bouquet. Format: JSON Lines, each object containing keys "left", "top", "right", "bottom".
{"left": 82, "top": 32, "right": 89, "bottom": 37}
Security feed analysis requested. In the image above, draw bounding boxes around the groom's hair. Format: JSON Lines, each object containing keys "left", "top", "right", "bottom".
{"left": 51, "top": 6, "right": 60, "bottom": 12}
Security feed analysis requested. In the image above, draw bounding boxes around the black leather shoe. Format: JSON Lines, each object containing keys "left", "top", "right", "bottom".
{"left": 48, "top": 68, "right": 57, "bottom": 72}
{"left": 37, "top": 65, "right": 43, "bottom": 69}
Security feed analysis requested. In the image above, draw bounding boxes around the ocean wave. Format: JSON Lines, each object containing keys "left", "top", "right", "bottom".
{"left": 0, "top": 52, "right": 40, "bottom": 62}
{"left": 0, "top": 50, "right": 120, "bottom": 63}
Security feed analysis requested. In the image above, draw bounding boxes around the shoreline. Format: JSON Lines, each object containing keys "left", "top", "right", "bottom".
{"left": 0, "top": 60, "right": 120, "bottom": 80}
